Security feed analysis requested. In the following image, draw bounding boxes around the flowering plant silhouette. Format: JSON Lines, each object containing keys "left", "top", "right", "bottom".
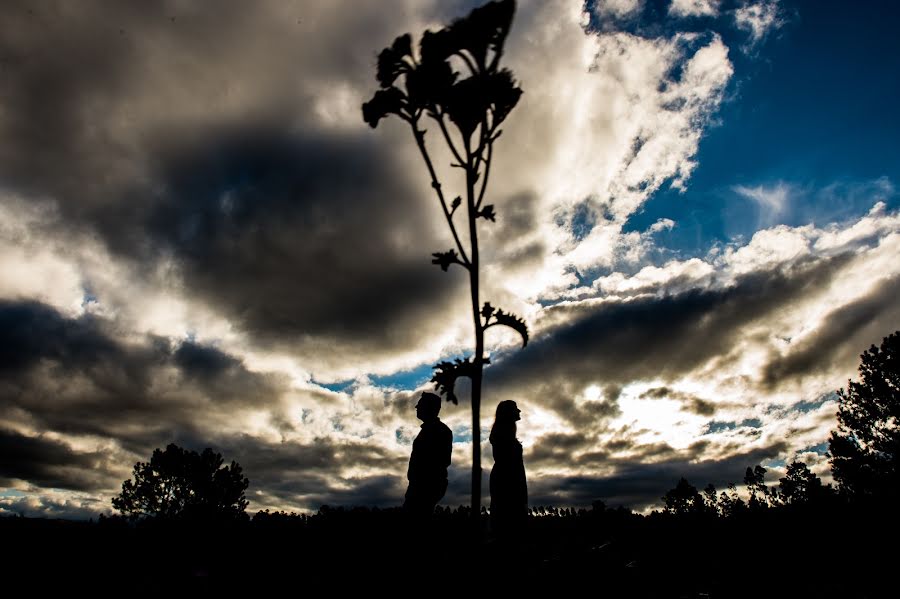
{"left": 363, "top": 0, "right": 526, "bottom": 515}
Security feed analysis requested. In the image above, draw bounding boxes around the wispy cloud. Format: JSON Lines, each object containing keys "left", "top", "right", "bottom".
{"left": 733, "top": 181, "right": 793, "bottom": 227}
{"left": 734, "top": 0, "right": 785, "bottom": 48}
{"left": 593, "top": 0, "right": 644, "bottom": 19}
{"left": 669, "top": 0, "right": 722, "bottom": 18}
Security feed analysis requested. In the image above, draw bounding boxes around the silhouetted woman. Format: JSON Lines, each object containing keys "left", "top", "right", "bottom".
{"left": 489, "top": 400, "right": 527, "bottom": 540}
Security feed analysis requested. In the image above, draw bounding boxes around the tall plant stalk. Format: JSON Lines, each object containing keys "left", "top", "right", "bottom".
{"left": 363, "top": 0, "right": 528, "bottom": 517}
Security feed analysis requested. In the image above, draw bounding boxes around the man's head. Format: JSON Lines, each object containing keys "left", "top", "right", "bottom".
{"left": 415, "top": 392, "right": 442, "bottom": 422}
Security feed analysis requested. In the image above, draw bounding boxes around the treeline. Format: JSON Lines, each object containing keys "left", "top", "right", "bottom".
{"left": 2, "top": 465, "right": 894, "bottom": 596}
{"left": 659, "top": 460, "right": 834, "bottom": 518}
{"left": 4, "top": 330, "right": 897, "bottom": 594}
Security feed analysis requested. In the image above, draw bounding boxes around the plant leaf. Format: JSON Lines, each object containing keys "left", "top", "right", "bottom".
{"left": 480, "top": 302, "right": 495, "bottom": 320}
{"left": 376, "top": 34, "right": 412, "bottom": 88}
{"left": 431, "top": 358, "right": 476, "bottom": 404}
{"left": 478, "top": 204, "right": 496, "bottom": 221}
{"left": 443, "top": 76, "right": 487, "bottom": 137}
{"left": 431, "top": 249, "right": 461, "bottom": 271}
{"left": 491, "top": 308, "right": 528, "bottom": 347}
{"left": 444, "top": 0, "right": 516, "bottom": 72}
{"left": 485, "top": 68, "right": 522, "bottom": 126}
{"left": 406, "top": 58, "right": 457, "bottom": 109}
{"left": 362, "top": 87, "right": 407, "bottom": 128}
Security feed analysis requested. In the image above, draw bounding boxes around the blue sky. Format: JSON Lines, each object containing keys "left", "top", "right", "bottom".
{"left": 626, "top": 0, "right": 900, "bottom": 255}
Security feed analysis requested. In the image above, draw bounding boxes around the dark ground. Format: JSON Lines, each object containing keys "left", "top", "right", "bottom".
{"left": 1, "top": 503, "right": 893, "bottom": 597}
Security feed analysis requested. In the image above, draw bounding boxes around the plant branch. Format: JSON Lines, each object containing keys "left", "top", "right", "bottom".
{"left": 432, "top": 109, "right": 466, "bottom": 167}
{"left": 476, "top": 135, "right": 493, "bottom": 210}
{"left": 411, "top": 123, "right": 470, "bottom": 266}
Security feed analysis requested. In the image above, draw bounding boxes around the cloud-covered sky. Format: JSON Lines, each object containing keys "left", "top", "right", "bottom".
{"left": 2, "top": 0, "right": 898, "bottom": 517}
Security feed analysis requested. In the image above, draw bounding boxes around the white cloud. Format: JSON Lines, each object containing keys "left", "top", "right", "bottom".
{"left": 734, "top": 1, "right": 784, "bottom": 46}
{"left": 501, "top": 191, "right": 900, "bottom": 496}
{"left": 0, "top": 197, "right": 85, "bottom": 316}
{"left": 669, "top": 0, "right": 722, "bottom": 18}
{"left": 649, "top": 218, "right": 676, "bottom": 234}
{"left": 590, "top": 257, "right": 716, "bottom": 298}
{"left": 0, "top": 488, "right": 109, "bottom": 520}
{"left": 594, "top": 0, "right": 644, "bottom": 19}
{"left": 733, "top": 182, "right": 792, "bottom": 227}
{"left": 492, "top": 3, "right": 732, "bottom": 301}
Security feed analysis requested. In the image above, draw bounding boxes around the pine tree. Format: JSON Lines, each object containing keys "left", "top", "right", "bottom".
{"left": 829, "top": 331, "right": 900, "bottom": 500}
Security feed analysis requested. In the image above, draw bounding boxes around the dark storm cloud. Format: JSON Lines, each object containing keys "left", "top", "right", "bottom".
{"left": 527, "top": 440, "right": 788, "bottom": 509}
{"left": 0, "top": 2, "right": 146, "bottom": 206}
{"left": 0, "top": 301, "right": 284, "bottom": 465}
{"left": 173, "top": 341, "right": 241, "bottom": 380}
{"left": 0, "top": 301, "right": 417, "bottom": 507}
{"left": 0, "top": 0, "right": 404, "bottom": 205}
{"left": 217, "top": 435, "right": 408, "bottom": 509}
{"left": 762, "top": 273, "right": 900, "bottom": 388}
{"left": 223, "top": 434, "right": 406, "bottom": 476}
{"left": 254, "top": 473, "right": 402, "bottom": 511}
{"left": 525, "top": 428, "right": 711, "bottom": 473}
{"left": 0, "top": 300, "right": 120, "bottom": 374}
{"left": 284, "top": 475, "right": 401, "bottom": 509}
{"left": 526, "top": 431, "right": 596, "bottom": 467}
{"left": 0, "top": 0, "right": 466, "bottom": 358}
{"left": 0, "top": 428, "right": 120, "bottom": 492}
{"left": 640, "top": 386, "right": 718, "bottom": 416}
{"left": 144, "top": 127, "right": 461, "bottom": 350}
{"left": 487, "top": 254, "right": 854, "bottom": 419}
{"left": 0, "top": 0, "right": 497, "bottom": 512}
{"left": 482, "top": 190, "right": 547, "bottom": 271}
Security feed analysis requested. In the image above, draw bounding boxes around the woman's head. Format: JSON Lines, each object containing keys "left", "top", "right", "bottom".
{"left": 491, "top": 400, "right": 521, "bottom": 444}
{"left": 495, "top": 400, "right": 521, "bottom": 423}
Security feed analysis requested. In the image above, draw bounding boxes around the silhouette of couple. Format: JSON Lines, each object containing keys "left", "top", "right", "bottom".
{"left": 403, "top": 392, "right": 527, "bottom": 534}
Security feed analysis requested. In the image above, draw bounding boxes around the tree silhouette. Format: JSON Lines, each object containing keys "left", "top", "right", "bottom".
{"left": 829, "top": 331, "right": 900, "bottom": 500}
{"left": 776, "top": 461, "right": 826, "bottom": 506}
{"left": 717, "top": 482, "right": 746, "bottom": 517}
{"left": 362, "top": 0, "right": 526, "bottom": 515}
{"left": 743, "top": 464, "right": 770, "bottom": 510}
{"left": 662, "top": 477, "right": 704, "bottom": 516}
{"left": 702, "top": 483, "right": 718, "bottom": 515}
{"left": 112, "top": 443, "right": 249, "bottom": 520}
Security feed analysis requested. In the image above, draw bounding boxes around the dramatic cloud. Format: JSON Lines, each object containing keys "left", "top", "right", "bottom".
{"left": 473, "top": 204, "right": 900, "bottom": 509}
{"left": 144, "top": 127, "right": 464, "bottom": 361}
{"left": 529, "top": 440, "right": 787, "bottom": 508}
{"left": 0, "top": 300, "right": 284, "bottom": 446}
{"left": 0, "top": 428, "right": 121, "bottom": 492}
{"left": 0, "top": 0, "right": 895, "bottom": 516}
{"left": 0, "top": 0, "right": 475, "bottom": 378}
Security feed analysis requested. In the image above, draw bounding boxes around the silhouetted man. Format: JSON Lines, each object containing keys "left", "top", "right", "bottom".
{"left": 404, "top": 392, "right": 452, "bottom": 517}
